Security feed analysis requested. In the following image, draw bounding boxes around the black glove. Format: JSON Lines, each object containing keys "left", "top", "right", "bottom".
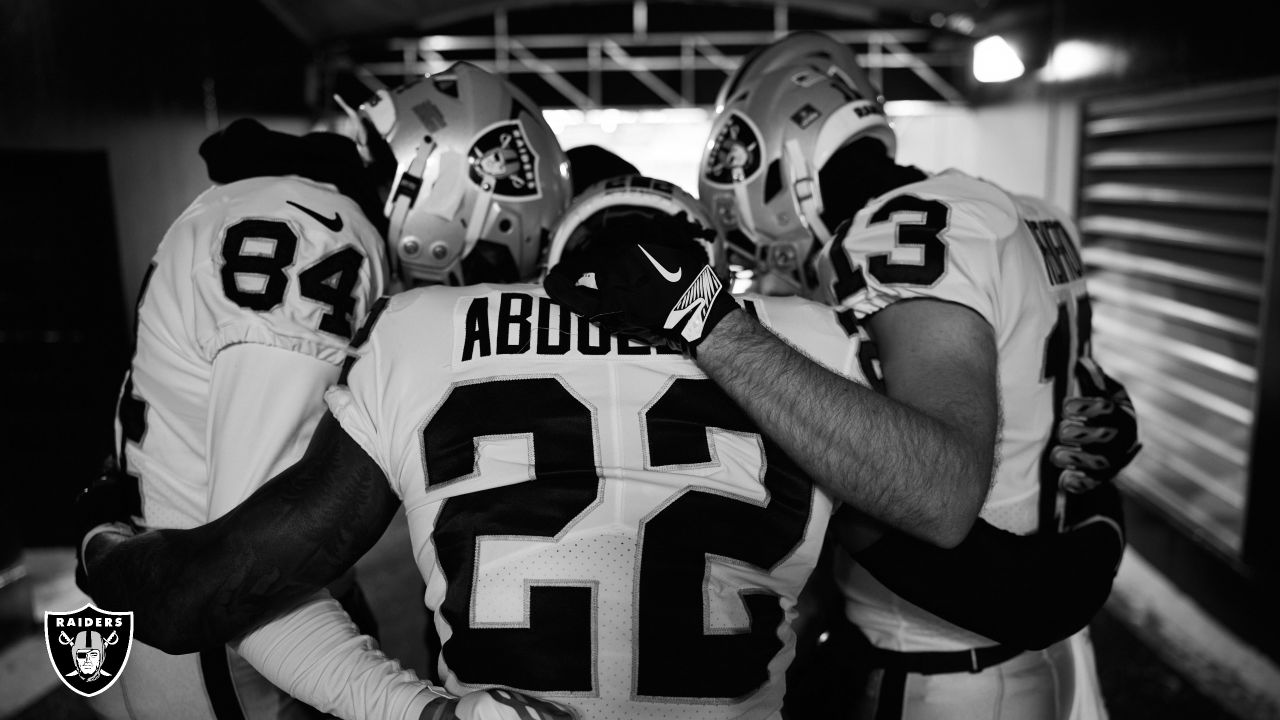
{"left": 73, "top": 457, "right": 141, "bottom": 597}
{"left": 1051, "top": 357, "right": 1142, "bottom": 493}
{"left": 1057, "top": 477, "right": 1126, "bottom": 542}
{"left": 544, "top": 222, "right": 740, "bottom": 355}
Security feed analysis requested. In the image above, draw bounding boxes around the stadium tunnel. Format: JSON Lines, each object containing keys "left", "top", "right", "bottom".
{"left": 2, "top": 0, "right": 1279, "bottom": 717}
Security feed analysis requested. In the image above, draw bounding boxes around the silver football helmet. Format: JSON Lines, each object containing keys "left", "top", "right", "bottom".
{"left": 698, "top": 58, "right": 895, "bottom": 296}
{"left": 351, "top": 62, "right": 573, "bottom": 285}
{"left": 713, "top": 30, "right": 869, "bottom": 115}
{"left": 544, "top": 174, "right": 722, "bottom": 278}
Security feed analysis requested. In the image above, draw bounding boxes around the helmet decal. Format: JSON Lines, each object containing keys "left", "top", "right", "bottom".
{"left": 703, "top": 112, "right": 763, "bottom": 187}
{"left": 790, "top": 104, "right": 823, "bottom": 129}
{"left": 411, "top": 99, "right": 447, "bottom": 134}
{"left": 790, "top": 69, "right": 825, "bottom": 87}
{"left": 468, "top": 120, "right": 541, "bottom": 198}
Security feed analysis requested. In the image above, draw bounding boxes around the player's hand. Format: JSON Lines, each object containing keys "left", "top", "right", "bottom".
{"left": 73, "top": 456, "right": 141, "bottom": 597}
{"left": 421, "top": 688, "right": 579, "bottom": 720}
{"left": 1056, "top": 480, "right": 1126, "bottom": 574}
{"left": 1050, "top": 357, "right": 1141, "bottom": 493}
{"left": 544, "top": 232, "right": 739, "bottom": 355}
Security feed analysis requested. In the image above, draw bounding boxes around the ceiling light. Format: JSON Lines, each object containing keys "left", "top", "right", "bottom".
{"left": 973, "top": 35, "right": 1025, "bottom": 83}
{"left": 1040, "top": 40, "right": 1120, "bottom": 82}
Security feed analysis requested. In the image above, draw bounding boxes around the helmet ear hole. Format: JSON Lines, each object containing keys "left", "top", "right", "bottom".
{"left": 498, "top": 217, "right": 513, "bottom": 233}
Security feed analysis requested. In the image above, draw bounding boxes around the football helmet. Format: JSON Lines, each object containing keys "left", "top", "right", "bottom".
{"left": 713, "top": 30, "right": 868, "bottom": 115}
{"left": 698, "top": 61, "right": 895, "bottom": 296}
{"left": 352, "top": 62, "right": 573, "bottom": 285}
{"left": 544, "top": 174, "right": 722, "bottom": 278}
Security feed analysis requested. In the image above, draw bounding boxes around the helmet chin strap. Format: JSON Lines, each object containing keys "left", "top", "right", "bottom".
{"left": 465, "top": 182, "right": 497, "bottom": 260}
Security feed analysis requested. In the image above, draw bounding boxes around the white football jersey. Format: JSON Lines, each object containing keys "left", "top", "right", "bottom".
{"left": 103, "top": 175, "right": 388, "bottom": 720}
{"left": 117, "top": 175, "right": 388, "bottom": 531}
{"left": 818, "top": 169, "right": 1091, "bottom": 652}
{"left": 326, "top": 285, "right": 868, "bottom": 720}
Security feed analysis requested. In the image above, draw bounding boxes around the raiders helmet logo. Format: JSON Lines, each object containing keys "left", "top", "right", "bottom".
{"left": 467, "top": 121, "right": 542, "bottom": 198}
{"left": 44, "top": 604, "right": 134, "bottom": 697}
{"left": 703, "top": 112, "right": 763, "bottom": 187}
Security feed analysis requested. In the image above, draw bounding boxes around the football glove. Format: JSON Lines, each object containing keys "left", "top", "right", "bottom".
{"left": 1056, "top": 479, "right": 1126, "bottom": 568}
{"left": 1050, "top": 357, "right": 1142, "bottom": 493}
{"left": 422, "top": 688, "right": 579, "bottom": 720}
{"left": 73, "top": 456, "right": 142, "bottom": 597}
{"left": 544, "top": 231, "right": 740, "bottom": 355}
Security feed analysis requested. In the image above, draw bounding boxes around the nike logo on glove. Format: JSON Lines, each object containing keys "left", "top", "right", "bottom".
{"left": 287, "top": 201, "right": 344, "bottom": 232}
{"left": 638, "top": 245, "right": 682, "bottom": 282}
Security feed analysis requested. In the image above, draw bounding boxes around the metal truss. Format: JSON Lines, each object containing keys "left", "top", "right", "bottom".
{"left": 318, "top": 2, "right": 969, "bottom": 109}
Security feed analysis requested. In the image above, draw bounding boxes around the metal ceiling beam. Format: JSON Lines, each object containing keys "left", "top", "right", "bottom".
{"left": 508, "top": 39, "right": 596, "bottom": 109}
{"left": 324, "top": 13, "right": 969, "bottom": 109}
{"left": 600, "top": 39, "right": 687, "bottom": 107}
{"left": 387, "top": 28, "right": 934, "bottom": 52}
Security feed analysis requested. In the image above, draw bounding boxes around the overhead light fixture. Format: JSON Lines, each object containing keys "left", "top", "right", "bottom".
{"left": 973, "top": 35, "right": 1025, "bottom": 83}
{"left": 1040, "top": 39, "right": 1122, "bottom": 82}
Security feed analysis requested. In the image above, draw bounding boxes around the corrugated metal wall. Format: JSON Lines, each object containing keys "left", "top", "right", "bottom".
{"left": 1077, "top": 77, "right": 1279, "bottom": 560}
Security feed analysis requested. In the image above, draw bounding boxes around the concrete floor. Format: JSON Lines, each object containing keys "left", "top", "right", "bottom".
{"left": 2, "top": 509, "right": 1272, "bottom": 720}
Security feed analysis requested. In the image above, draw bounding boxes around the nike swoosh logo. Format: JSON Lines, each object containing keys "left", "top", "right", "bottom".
{"left": 287, "top": 201, "right": 344, "bottom": 232}
{"left": 638, "top": 245, "right": 682, "bottom": 282}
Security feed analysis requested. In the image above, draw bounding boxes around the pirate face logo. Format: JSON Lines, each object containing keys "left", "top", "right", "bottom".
{"left": 703, "top": 112, "right": 763, "bottom": 187}
{"left": 467, "top": 120, "right": 541, "bottom": 198}
{"left": 45, "top": 604, "right": 134, "bottom": 697}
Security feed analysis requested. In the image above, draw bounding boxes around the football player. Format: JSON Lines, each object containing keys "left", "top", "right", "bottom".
{"left": 74, "top": 114, "right": 403, "bottom": 720}
{"left": 76, "top": 63, "right": 574, "bottom": 720}
{"left": 548, "top": 32, "right": 1140, "bottom": 720}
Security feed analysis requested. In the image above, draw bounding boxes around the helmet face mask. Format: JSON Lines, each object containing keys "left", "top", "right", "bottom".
{"left": 356, "top": 62, "right": 572, "bottom": 287}
{"left": 700, "top": 50, "right": 896, "bottom": 298}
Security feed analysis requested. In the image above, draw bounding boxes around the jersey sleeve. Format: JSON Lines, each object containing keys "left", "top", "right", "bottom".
{"left": 324, "top": 296, "right": 397, "bottom": 497}
{"left": 823, "top": 191, "right": 1007, "bottom": 328}
{"left": 206, "top": 343, "right": 338, "bottom": 520}
{"left": 189, "top": 189, "right": 386, "bottom": 366}
{"left": 233, "top": 591, "right": 450, "bottom": 720}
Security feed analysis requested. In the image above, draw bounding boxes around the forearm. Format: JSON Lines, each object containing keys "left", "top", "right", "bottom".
{"left": 86, "top": 521, "right": 335, "bottom": 654}
{"left": 84, "top": 415, "right": 399, "bottom": 654}
{"left": 85, "top": 527, "right": 265, "bottom": 652}
{"left": 697, "top": 311, "right": 987, "bottom": 546}
{"left": 235, "top": 592, "right": 448, "bottom": 720}
{"left": 856, "top": 515, "right": 1124, "bottom": 648}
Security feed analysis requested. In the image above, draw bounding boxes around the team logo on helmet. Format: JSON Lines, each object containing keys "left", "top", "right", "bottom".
{"left": 44, "top": 604, "right": 134, "bottom": 697}
{"left": 703, "top": 112, "right": 763, "bottom": 187}
{"left": 467, "top": 120, "right": 541, "bottom": 198}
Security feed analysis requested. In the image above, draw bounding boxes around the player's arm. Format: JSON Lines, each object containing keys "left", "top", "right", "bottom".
{"left": 204, "top": 346, "right": 454, "bottom": 719}
{"left": 235, "top": 592, "right": 452, "bottom": 720}
{"left": 830, "top": 484, "right": 1125, "bottom": 649}
{"left": 544, "top": 232, "right": 993, "bottom": 547}
{"left": 83, "top": 411, "right": 400, "bottom": 655}
{"left": 696, "top": 306, "right": 994, "bottom": 547}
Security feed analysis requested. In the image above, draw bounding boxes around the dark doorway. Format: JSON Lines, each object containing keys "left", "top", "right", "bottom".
{"left": 0, "top": 149, "right": 129, "bottom": 547}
